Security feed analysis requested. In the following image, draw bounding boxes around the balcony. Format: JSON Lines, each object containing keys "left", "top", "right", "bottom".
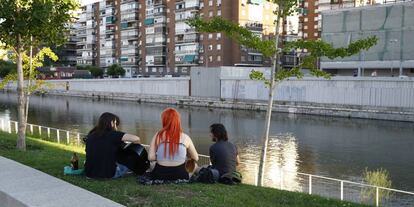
{"left": 121, "top": 22, "right": 138, "bottom": 30}
{"left": 153, "top": 0, "right": 166, "bottom": 6}
{"left": 122, "top": 33, "right": 138, "bottom": 40}
{"left": 175, "top": 37, "right": 199, "bottom": 44}
{"left": 106, "top": 16, "right": 116, "bottom": 24}
{"left": 174, "top": 49, "right": 198, "bottom": 55}
{"left": 146, "top": 57, "right": 166, "bottom": 66}
{"left": 144, "top": 18, "right": 155, "bottom": 26}
{"left": 105, "top": 1, "right": 114, "bottom": 8}
{"left": 245, "top": 22, "right": 263, "bottom": 31}
{"left": 77, "top": 32, "right": 87, "bottom": 37}
{"left": 105, "top": 29, "right": 115, "bottom": 34}
{"left": 76, "top": 40, "right": 88, "bottom": 46}
{"left": 175, "top": 54, "right": 198, "bottom": 65}
{"left": 175, "top": 28, "right": 197, "bottom": 35}
{"left": 153, "top": 10, "right": 167, "bottom": 17}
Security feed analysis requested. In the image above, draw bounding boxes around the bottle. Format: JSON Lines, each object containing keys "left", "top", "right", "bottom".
{"left": 71, "top": 153, "right": 79, "bottom": 170}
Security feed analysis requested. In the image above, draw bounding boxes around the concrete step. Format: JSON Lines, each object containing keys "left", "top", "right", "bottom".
{"left": 0, "top": 156, "right": 124, "bottom": 207}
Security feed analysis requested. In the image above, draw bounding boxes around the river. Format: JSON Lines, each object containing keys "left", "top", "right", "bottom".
{"left": 0, "top": 92, "right": 413, "bottom": 204}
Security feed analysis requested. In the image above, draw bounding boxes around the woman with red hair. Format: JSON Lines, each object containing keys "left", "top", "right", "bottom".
{"left": 148, "top": 108, "right": 199, "bottom": 180}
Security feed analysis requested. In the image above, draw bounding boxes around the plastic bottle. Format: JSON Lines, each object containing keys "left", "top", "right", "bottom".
{"left": 71, "top": 153, "right": 79, "bottom": 170}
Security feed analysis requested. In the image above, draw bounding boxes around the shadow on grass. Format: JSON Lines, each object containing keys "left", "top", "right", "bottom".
{"left": 0, "top": 132, "right": 368, "bottom": 207}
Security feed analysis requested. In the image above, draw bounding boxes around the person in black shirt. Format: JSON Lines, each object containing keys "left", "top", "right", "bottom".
{"left": 209, "top": 123, "right": 240, "bottom": 176}
{"left": 84, "top": 112, "right": 140, "bottom": 179}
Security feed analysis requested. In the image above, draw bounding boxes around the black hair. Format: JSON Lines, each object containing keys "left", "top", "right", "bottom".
{"left": 210, "top": 123, "right": 228, "bottom": 142}
{"left": 87, "top": 112, "right": 120, "bottom": 138}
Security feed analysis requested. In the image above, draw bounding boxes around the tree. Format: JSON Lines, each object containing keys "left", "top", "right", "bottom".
{"left": 107, "top": 64, "right": 125, "bottom": 78}
{"left": 87, "top": 66, "right": 104, "bottom": 78}
{"left": 0, "top": 0, "right": 79, "bottom": 150}
{"left": 187, "top": 0, "right": 377, "bottom": 186}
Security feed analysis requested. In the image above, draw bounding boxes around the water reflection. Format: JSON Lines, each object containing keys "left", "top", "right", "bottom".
{"left": 1, "top": 92, "right": 414, "bottom": 193}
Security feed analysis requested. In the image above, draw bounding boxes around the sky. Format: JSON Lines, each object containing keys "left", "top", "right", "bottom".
{"left": 80, "top": 0, "right": 99, "bottom": 6}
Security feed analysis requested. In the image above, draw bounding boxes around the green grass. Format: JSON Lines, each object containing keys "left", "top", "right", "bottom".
{"left": 0, "top": 132, "right": 368, "bottom": 207}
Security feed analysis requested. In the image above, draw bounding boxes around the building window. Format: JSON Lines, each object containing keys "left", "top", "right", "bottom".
{"left": 208, "top": 33, "right": 213, "bottom": 39}
{"left": 217, "top": 44, "right": 221, "bottom": 50}
{"left": 314, "top": 33, "right": 318, "bottom": 37}
{"left": 200, "top": 34, "right": 204, "bottom": 40}
{"left": 209, "top": 56, "right": 213, "bottom": 62}
{"left": 209, "top": 0, "right": 213, "bottom": 6}
{"left": 209, "top": 11, "right": 213, "bottom": 17}
{"left": 304, "top": 33, "right": 308, "bottom": 38}
{"left": 217, "top": 10, "right": 221, "bottom": 16}
{"left": 216, "top": 33, "right": 221, "bottom": 40}
{"left": 241, "top": 56, "right": 246, "bottom": 62}
{"left": 304, "top": 18, "right": 308, "bottom": 22}
{"left": 217, "top": 55, "right": 221, "bottom": 61}
{"left": 304, "top": 25, "right": 308, "bottom": 30}
{"left": 200, "top": 2, "right": 204, "bottom": 8}
{"left": 208, "top": 44, "right": 213, "bottom": 50}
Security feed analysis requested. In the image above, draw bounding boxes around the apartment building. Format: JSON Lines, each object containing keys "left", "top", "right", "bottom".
{"left": 138, "top": 0, "right": 278, "bottom": 76}
{"left": 76, "top": 4, "right": 96, "bottom": 66}
{"left": 298, "top": 0, "right": 356, "bottom": 40}
{"left": 321, "top": 1, "right": 414, "bottom": 77}
{"left": 76, "top": 0, "right": 278, "bottom": 77}
{"left": 297, "top": 0, "right": 409, "bottom": 40}
{"left": 75, "top": 0, "right": 139, "bottom": 77}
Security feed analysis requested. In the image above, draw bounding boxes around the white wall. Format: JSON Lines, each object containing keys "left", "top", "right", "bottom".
{"left": 221, "top": 77, "right": 414, "bottom": 108}
{"left": 44, "top": 78, "right": 190, "bottom": 96}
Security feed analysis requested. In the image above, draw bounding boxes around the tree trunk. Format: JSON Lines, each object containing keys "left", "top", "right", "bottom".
{"left": 257, "top": 10, "right": 282, "bottom": 187}
{"left": 16, "top": 36, "right": 27, "bottom": 151}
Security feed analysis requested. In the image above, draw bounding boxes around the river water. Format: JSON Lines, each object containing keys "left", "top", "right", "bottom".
{"left": 0, "top": 92, "right": 413, "bottom": 203}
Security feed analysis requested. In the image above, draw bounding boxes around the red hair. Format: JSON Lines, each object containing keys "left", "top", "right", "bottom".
{"left": 156, "top": 108, "right": 182, "bottom": 158}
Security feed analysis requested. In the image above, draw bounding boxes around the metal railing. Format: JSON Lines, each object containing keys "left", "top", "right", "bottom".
{"left": 1, "top": 118, "right": 413, "bottom": 206}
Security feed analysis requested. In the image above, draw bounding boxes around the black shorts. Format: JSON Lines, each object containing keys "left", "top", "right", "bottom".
{"left": 151, "top": 163, "right": 189, "bottom": 180}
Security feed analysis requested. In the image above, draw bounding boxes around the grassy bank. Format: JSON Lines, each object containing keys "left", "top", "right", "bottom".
{"left": 0, "top": 132, "right": 367, "bottom": 207}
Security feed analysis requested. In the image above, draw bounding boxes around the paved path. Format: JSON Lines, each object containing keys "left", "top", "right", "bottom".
{"left": 0, "top": 156, "right": 124, "bottom": 207}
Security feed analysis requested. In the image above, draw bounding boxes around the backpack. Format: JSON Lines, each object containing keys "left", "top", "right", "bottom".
{"left": 191, "top": 166, "right": 220, "bottom": 183}
{"left": 219, "top": 171, "right": 242, "bottom": 185}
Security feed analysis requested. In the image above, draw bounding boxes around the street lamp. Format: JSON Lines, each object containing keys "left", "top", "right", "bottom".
{"left": 389, "top": 39, "right": 398, "bottom": 77}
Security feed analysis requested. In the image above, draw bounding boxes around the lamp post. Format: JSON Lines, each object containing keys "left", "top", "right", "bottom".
{"left": 389, "top": 39, "right": 398, "bottom": 77}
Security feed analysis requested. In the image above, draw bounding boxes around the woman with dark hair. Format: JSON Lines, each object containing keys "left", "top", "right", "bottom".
{"left": 84, "top": 112, "right": 140, "bottom": 179}
{"left": 209, "top": 123, "right": 240, "bottom": 176}
{"left": 148, "top": 108, "right": 199, "bottom": 180}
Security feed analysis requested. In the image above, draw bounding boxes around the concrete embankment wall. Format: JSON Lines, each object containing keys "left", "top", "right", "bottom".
{"left": 3, "top": 67, "right": 414, "bottom": 121}
{"left": 193, "top": 67, "right": 414, "bottom": 108}
{"left": 38, "top": 77, "right": 190, "bottom": 97}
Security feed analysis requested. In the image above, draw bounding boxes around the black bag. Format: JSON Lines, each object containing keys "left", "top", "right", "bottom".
{"left": 191, "top": 166, "right": 220, "bottom": 183}
{"left": 219, "top": 171, "right": 242, "bottom": 185}
{"left": 117, "top": 143, "right": 150, "bottom": 175}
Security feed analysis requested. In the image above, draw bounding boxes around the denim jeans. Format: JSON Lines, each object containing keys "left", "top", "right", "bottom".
{"left": 113, "top": 163, "right": 130, "bottom": 178}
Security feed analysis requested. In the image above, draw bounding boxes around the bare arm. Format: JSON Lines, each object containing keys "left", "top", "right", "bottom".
{"left": 148, "top": 134, "right": 157, "bottom": 161}
{"left": 186, "top": 136, "right": 199, "bottom": 161}
{"left": 236, "top": 155, "right": 240, "bottom": 166}
{"left": 121, "top": 133, "right": 140, "bottom": 144}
